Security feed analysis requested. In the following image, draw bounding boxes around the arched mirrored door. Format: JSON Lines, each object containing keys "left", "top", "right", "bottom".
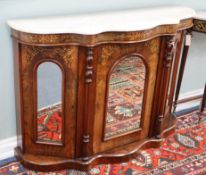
{"left": 36, "top": 62, "right": 63, "bottom": 144}
{"left": 104, "top": 55, "right": 146, "bottom": 140}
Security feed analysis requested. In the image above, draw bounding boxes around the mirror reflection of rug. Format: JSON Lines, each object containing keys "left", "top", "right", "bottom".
{"left": 0, "top": 109, "right": 206, "bottom": 175}
{"left": 105, "top": 56, "right": 146, "bottom": 139}
{"left": 37, "top": 103, "right": 62, "bottom": 143}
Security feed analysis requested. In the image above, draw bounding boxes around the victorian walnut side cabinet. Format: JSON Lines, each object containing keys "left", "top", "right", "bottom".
{"left": 8, "top": 6, "right": 196, "bottom": 171}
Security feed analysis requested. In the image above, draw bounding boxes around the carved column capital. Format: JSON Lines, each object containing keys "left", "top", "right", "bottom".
{"left": 164, "top": 36, "right": 178, "bottom": 68}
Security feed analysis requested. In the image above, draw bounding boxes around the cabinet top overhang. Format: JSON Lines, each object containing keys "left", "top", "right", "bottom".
{"left": 192, "top": 11, "right": 206, "bottom": 34}
{"left": 195, "top": 11, "right": 206, "bottom": 20}
{"left": 8, "top": 6, "right": 195, "bottom": 35}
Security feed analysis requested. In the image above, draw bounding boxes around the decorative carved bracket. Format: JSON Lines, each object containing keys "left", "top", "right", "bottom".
{"left": 163, "top": 36, "right": 177, "bottom": 68}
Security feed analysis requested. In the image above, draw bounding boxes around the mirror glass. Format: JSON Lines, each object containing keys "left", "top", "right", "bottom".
{"left": 104, "top": 56, "right": 146, "bottom": 140}
{"left": 37, "top": 62, "right": 63, "bottom": 144}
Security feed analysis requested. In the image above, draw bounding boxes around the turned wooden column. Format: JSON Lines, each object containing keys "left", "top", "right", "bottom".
{"left": 82, "top": 47, "right": 95, "bottom": 160}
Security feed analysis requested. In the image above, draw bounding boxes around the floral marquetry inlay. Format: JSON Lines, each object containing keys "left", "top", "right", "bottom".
{"left": 193, "top": 19, "right": 206, "bottom": 33}
{"left": 22, "top": 45, "right": 77, "bottom": 67}
{"left": 144, "top": 38, "right": 160, "bottom": 54}
{"left": 99, "top": 45, "right": 119, "bottom": 65}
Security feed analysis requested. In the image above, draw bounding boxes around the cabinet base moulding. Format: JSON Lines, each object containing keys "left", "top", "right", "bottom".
{"left": 15, "top": 114, "right": 176, "bottom": 172}
{"left": 0, "top": 136, "right": 17, "bottom": 161}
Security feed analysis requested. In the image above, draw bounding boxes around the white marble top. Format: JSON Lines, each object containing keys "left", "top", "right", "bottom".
{"left": 7, "top": 6, "right": 196, "bottom": 35}
{"left": 195, "top": 11, "right": 206, "bottom": 20}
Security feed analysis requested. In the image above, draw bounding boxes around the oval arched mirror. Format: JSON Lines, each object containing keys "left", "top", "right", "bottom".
{"left": 104, "top": 55, "right": 146, "bottom": 140}
{"left": 36, "top": 62, "right": 63, "bottom": 144}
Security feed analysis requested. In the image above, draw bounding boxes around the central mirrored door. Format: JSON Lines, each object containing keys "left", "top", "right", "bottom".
{"left": 104, "top": 55, "right": 146, "bottom": 140}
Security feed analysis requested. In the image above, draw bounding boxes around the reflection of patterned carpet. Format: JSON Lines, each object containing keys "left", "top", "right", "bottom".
{"left": 37, "top": 103, "right": 62, "bottom": 143}
{"left": 105, "top": 56, "right": 145, "bottom": 139}
{"left": 1, "top": 109, "right": 206, "bottom": 175}
{"left": 37, "top": 56, "right": 146, "bottom": 142}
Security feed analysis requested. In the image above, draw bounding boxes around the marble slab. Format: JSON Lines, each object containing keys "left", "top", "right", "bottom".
{"left": 7, "top": 6, "right": 196, "bottom": 35}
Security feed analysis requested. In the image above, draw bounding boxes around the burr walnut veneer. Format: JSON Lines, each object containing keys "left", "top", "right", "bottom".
{"left": 8, "top": 6, "right": 196, "bottom": 171}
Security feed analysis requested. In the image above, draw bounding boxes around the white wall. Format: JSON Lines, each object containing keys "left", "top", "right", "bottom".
{"left": 0, "top": 0, "right": 206, "bottom": 140}
{"left": 181, "top": 32, "right": 206, "bottom": 93}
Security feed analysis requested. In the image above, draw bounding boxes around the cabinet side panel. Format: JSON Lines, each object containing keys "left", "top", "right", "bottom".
{"left": 20, "top": 45, "right": 77, "bottom": 158}
{"left": 167, "top": 31, "right": 184, "bottom": 114}
{"left": 13, "top": 39, "right": 24, "bottom": 151}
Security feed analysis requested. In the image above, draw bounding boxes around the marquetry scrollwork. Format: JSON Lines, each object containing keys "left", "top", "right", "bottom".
{"left": 23, "top": 45, "right": 74, "bottom": 66}
{"left": 99, "top": 45, "right": 119, "bottom": 65}
{"left": 144, "top": 38, "right": 160, "bottom": 53}
{"left": 24, "top": 46, "right": 40, "bottom": 64}
{"left": 85, "top": 47, "right": 94, "bottom": 83}
{"left": 193, "top": 19, "right": 206, "bottom": 33}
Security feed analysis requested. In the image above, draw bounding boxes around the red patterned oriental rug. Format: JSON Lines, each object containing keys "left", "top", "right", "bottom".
{"left": 1, "top": 108, "right": 206, "bottom": 175}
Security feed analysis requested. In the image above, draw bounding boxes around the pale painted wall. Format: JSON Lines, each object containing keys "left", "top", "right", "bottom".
{"left": 181, "top": 32, "right": 206, "bottom": 93}
{"left": 0, "top": 0, "right": 206, "bottom": 140}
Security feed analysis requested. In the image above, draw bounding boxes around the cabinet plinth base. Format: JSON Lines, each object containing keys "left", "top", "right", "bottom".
{"left": 15, "top": 113, "right": 176, "bottom": 172}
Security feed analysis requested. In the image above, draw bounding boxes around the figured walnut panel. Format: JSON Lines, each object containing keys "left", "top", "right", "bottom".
{"left": 93, "top": 38, "right": 160, "bottom": 153}
{"left": 20, "top": 45, "right": 78, "bottom": 157}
